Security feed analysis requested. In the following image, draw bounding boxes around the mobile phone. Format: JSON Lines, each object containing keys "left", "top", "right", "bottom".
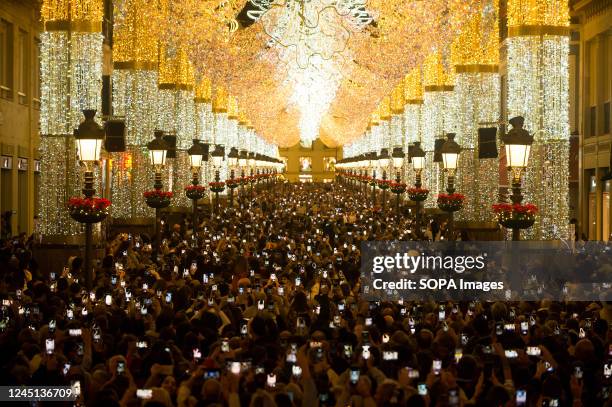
{"left": 165, "top": 293, "right": 172, "bottom": 303}
{"left": 526, "top": 346, "right": 541, "bottom": 357}
{"left": 383, "top": 351, "right": 398, "bottom": 361}
{"left": 71, "top": 380, "right": 81, "bottom": 396}
{"left": 230, "top": 361, "right": 241, "bottom": 375}
{"left": 117, "top": 361, "right": 125, "bottom": 374}
{"left": 418, "top": 383, "right": 427, "bottom": 396}
{"left": 461, "top": 333, "right": 468, "bottom": 346}
{"left": 520, "top": 321, "right": 528, "bottom": 335}
{"left": 266, "top": 373, "right": 276, "bottom": 388}
{"left": 505, "top": 349, "right": 518, "bottom": 358}
{"left": 221, "top": 340, "right": 230, "bottom": 353}
{"left": 105, "top": 294, "right": 112, "bottom": 306}
{"left": 69, "top": 328, "right": 82, "bottom": 337}
{"left": 45, "top": 338, "right": 55, "bottom": 354}
{"left": 455, "top": 348, "right": 463, "bottom": 363}
{"left": 350, "top": 368, "right": 359, "bottom": 384}
{"left": 516, "top": 389, "right": 527, "bottom": 406}
{"left": 63, "top": 363, "right": 71, "bottom": 375}
{"left": 204, "top": 369, "right": 221, "bottom": 379}
{"left": 136, "top": 389, "right": 152, "bottom": 399}
{"left": 433, "top": 359, "right": 442, "bottom": 375}
{"left": 449, "top": 389, "right": 459, "bottom": 406}
{"left": 136, "top": 341, "right": 147, "bottom": 349}
{"left": 292, "top": 365, "right": 302, "bottom": 377}
{"left": 574, "top": 366, "right": 583, "bottom": 379}
{"left": 258, "top": 300, "right": 264, "bottom": 310}
{"left": 362, "top": 345, "right": 371, "bottom": 360}
{"left": 365, "top": 317, "right": 372, "bottom": 326}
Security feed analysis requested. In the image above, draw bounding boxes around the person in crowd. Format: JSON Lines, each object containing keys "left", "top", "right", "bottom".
{"left": 0, "top": 183, "right": 610, "bottom": 406}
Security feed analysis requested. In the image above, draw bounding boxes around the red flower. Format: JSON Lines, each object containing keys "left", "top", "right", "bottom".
{"left": 185, "top": 185, "right": 206, "bottom": 192}
{"left": 437, "top": 193, "right": 466, "bottom": 202}
{"left": 407, "top": 187, "right": 429, "bottom": 194}
{"left": 67, "top": 197, "right": 111, "bottom": 211}
{"left": 492, "top": 202, "right": 538, "bottom": 214}
{"left": 143, "top": 190, "right": 173, "bottom": 198}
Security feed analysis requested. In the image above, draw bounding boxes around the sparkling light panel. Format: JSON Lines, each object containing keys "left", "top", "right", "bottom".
{"left": 110, "top": 148, "right": 154, "bottom": 218}
{"left": 506, "top": 34, "right": 570, "bottom": 240}
{"left": 422, "top": 90, "right": 455, "bottom": 208}
{"left": 454, "top": 71, "right": 500, "bottom": 222}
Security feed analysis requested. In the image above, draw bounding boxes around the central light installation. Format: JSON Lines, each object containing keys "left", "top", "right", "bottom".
{"left": 506, "top": 0, "right": 570, "bottom": 240}
{"left": 259, "top": 0, "right": 372, "bottom": 147}
{"left": 451, "top": 6, "right": 500, "bottom": 223}
{"left": 111, "top": 0, "right": 160, "bottom": 219}
{"left": 422, "top": 52, "right": 455, "bottom": 208}
{"left": 39, "top": 0, "right": 104, "bottom": 236}
{"left": 402, "top": 67, "right": 424, "bottom": 198}
{"left": 157, "top": 45, "right": 197, "bottom": 209}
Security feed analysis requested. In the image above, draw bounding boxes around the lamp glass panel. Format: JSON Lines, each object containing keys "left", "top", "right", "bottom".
{"left": 412, "top": 156, "right": 425, "bottom": 170}
{"left": 76, "top": 139, "right": 102, "bottom": 162}
{"left": 442, "top": 153, "right": 458, "bottom": 170}
{"left": 505, "top": 144, "right": 531, "bottom": 168}
{"left": 150, "top": 150, "right": 166, "bottom": 166}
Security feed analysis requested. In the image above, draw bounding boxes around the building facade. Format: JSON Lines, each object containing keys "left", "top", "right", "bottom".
{"left": 571, "top": 0, "right": 612, "bottom": 241}
{"left": 278, "top": 139, "right": 340, "bottom": 183}
{"left": 0, "top": 0, "right": 41, "bottom": 237}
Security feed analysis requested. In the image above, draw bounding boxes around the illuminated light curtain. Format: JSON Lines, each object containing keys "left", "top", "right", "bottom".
{"left": 422, "top": 52, "right": 455, "bottom": 208}
{"left": 390, "top": 83, "right": 405, "bottom": 149}
{"left": 506, "top": 0, "right": 570, "bottom": 239}
{"left": 226, "top": 96, "right": 240, "bottom": 179}
{"left": 452, "top": 9, "right": 500, "bottom": 222}
{"left": 111, "top": 0, "right": 160, "bottom": 219}
{"left": 39, "top": 0, "right": 103, "bottom": 237}
{"left": 378, "top": 97, "right": 392, "bottom": 179}
{"left": 158, "top": 46, "right": 196, "bottom": 208}
{"left": 195, "top": 77, "right": 213, "bottom": 187}
{"left": 403, "top": 68, "right": 424, "bottom": 192}
{"left": 212, "top": 86, "right": 229, "bottom": 192}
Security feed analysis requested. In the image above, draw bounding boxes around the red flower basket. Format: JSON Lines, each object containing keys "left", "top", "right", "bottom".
{"left": 437, "top": 193, "right": 465, "bottom": 212}
{"left": 185, "top": 184, "right": 206, "bottom": 200}
{"left": 209, "top": 181, "right": 226, "bottom": 193}
{"left": 492, "top": 203, "right": 538, "bottom": 229}
{"left": 407, "top": 187, "right": 429, "bottom": 202}
{"left": 377, "top": 179, "right": 392, "bottom": 190}
{"left": 144, "top": 190, "right": 173, "bottom": 209}
{"left": 67, "top": 197, "right": 111, "bottom": 223}
{"left": 226, "top": 178, "right": 240, "bottom": 189}
{"left": 390, "top": 182, "right": 407, "bottom": 194}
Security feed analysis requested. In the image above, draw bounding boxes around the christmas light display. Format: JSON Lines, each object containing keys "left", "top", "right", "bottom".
{"left": 39, "top": 0, "right": 103, "bottom": 236}
{"left": 452, "top": 7, "right": 500, "bottom": 222}
{"left": 422, "top": 52, "right": 455, "bottom": 208}
{"left": 506, "top": 0, "right": 570, "bottom": 240}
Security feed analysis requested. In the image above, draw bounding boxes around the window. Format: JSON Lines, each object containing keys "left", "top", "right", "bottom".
{"left": 17, "top": 29, "right": 28, "bottom": 104}
{"left": 32, "top": 37, "right": 40, "bottom": 109}
{"left": 0, "top": 19, "right": 14, "bottom": 99}
{"left": 590, "top": 106, "right": 597, "bottom": 137}
{"left": 604, "top": 102, "right": 610, "bottom": 135}
{"left": 323, "top": 157, "right": 336, "bottom": 171}
{"left": 299, "top": 157, "right": 312, "bottom": 172}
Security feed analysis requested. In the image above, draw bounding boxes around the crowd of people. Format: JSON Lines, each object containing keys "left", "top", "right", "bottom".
{"left": 0, "top": 183, "right": 611, "bottom": 406}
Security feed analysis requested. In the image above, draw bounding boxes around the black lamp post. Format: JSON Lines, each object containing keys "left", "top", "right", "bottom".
{"left": 146, "top": 131, "right": 170, "bottom": 261}
{"left": 248, "top": 152, "right": 256, "bottom": 202}
{"left": 238, "top": 150, "right": 248, "bottom": 200}
{"left": 440, "top": 133, "right": 461, "bottom": 239}
{"left": 187, "top": 139, "right": 209, "bottom": 244}
{"left": 227, "top": 147, "right": 239, "bottom": 207}
{"left": 392, "top": 146, "right": 405, "bottom": 216}
{"left": 210, "top": 144, "right": 225, "bottom": 212}
{"left": 379, "top": 148, "right": 390, "bottom": 211}
{"left": 369, "top": 152, "right": 377, "bottom": 206}
{"left": 410, "top": 142, "right": 426, "bottom": 233}
{"left": 503, "top": 116, "right": 534, "bottom": 240}
{"left": 73, "top": 110, "right": 105, "bottom": 290}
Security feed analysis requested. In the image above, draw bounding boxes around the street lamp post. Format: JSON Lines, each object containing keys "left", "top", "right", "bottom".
{"left": 441, "top": 133, "right": 461, "bottom": 239}
{"left": 503, "top": 116, "right": 534, "bottom": 241}
{"left": 248, "top": 152, "right": 256, "bottom": 203}
{"left": 146, "top": 131, "right": 170, "bottom": 261}
{"left": 379, "top": 149, "right": 390, "bottom": 211}
{"left": 392, "top": 147, "right": 405, "bottom": 216}
{"left": 187, "top": 139, "right": 208, "bottom": 245}
{"left": 238, "top": 150, "right": 247, "bottom": 202}
{"left": 73, "top": 110, "right": 105, "bottom": 290}
{"left": 227, "top": 147, "right": 239, "bottom": 208}
{"left": 411, "top": 142, "right": 426, "bottom": 235}
{"left": 369, "top": 152, "right": 377, "bottom": 206}
{"left": 211, "top": 144, "right": 225, "bottom": 212}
